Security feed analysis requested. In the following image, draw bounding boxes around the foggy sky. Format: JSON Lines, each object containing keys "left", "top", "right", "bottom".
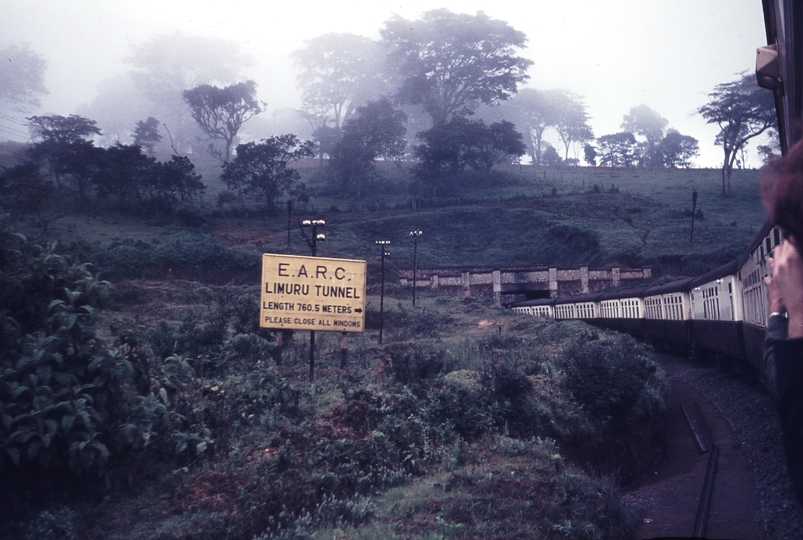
{"left": 1, "top": 0, "right": 768, "bottom": 167}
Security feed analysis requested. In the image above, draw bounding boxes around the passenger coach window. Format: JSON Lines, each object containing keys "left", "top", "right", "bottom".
{"left": 774, "top": 228, "right": 781, "bottom": 246}
{"left": 766, "top": 238, "right": 772, "bottom": 254}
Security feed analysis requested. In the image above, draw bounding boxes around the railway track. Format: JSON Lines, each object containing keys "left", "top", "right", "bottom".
{"left": 623, "top": 354, "right": 791, "bottom": 540}
{"left": 681, "top": 401, "right": 718, "bottom": 538}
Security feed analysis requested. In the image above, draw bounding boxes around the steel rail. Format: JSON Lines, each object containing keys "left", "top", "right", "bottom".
{"left": 681, "top": 403, "right": 709, "bottom": 454}
{"left": 693, "top": 401, "right": 714, "bottom": 451}
{"left": 693, "top": 444, "right": 720, "bottom": 538}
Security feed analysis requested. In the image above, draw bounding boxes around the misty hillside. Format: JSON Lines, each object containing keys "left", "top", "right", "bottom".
{"left": 12, "top": 154, "right": 765, "bottom": 283}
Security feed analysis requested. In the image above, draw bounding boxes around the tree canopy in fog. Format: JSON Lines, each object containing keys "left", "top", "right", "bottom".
{"left": 698, "top": 73, "right": 776, "bottom": 195}
{"left": 498, "top": 88, "right": 591, "bottom": 166}
{"left": 183, "top": 80, "right": 265, "bottom": 163}
{"left": 621, "top": 104, "right": 668, "bottom": 165}
{"left": 221, "top": 135, "right": 314, "bottom": 212}
{"left": 550, "top": 91, "right": 594, "bottom": 161}
{"left": 0, "top": 43, "right": 48, "bottom": 112}
{"left": 328, "top": 97, "right": 408, "bottom": 198}
{"left": 291, "top": 33, "right": 389, "bottom": 130}
{"left": 124, "top": 34, "right": 255, "bottom": 153}
{"left": 133, "top": 116, "right": 162, "bottom": 155}
{"left": 381, "top": 9, "right": 532, "bottom": 125}
{"left": 654, "top": 129, "right": 699, "bottom": 168}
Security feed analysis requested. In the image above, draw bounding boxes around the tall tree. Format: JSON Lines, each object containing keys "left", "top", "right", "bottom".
{"left": 653, "top": 129, "right": 699, "bottom": 169}
{"left": 472, "top": 120, "right": 527, "bottom": 171}
{"left": 132, "top": 117, "right": 163, "bottom": 155}
{"left": 26, "top": 115, "right": 103, "bottom": 206}
{"left": 501, "top": 89, "right": 554, "bottom": 166}
{"left": 94, "top": 143, "right": 154, "bottom": 209}
{"left": 621, "top": 105, "right": 667, "bottom": 165}
{"left": 552, "top": 91, "right": 594, "bottom": 161}
{"left": 141, "top": 155, "right": 205, "bottom": 212}
{"left": 698, "top": 73, "right": 776, "bottom": 195}
{"left": 413, "top": 116, "right": 525, "bottom": 195}
{"left": 583, "top": 143, "right": 597, "bottom": 167}
{"left": 381, "top": 9, "right": 532, "bottom": 125}
{"left": 597, "top": 132, "right": 638, "bottom": 167}
{"left": 126, "top": 34, "right": 254, "bottom": 152}
{"left": 221, "top": 136, "right": 314, "bottom": 212}
{"left": 291, "top": 33, "right": 388, "bottom": 130}
{"left": 183, "top": 81, "right": 264, "bottom": 163}
{"left": 0, "top": 161, "right": 60, "bottom": 232}
{"left": 328, "top": 97, "right": 407, "bottom": 198}
{"left": 27, "top": 114, "right": 101, "bottom": 146}
{"left": 0, "top": 44, "right": 48, "bottom": 112}
{"left": 500, "top": 88, "right": 586, "bottom": 166}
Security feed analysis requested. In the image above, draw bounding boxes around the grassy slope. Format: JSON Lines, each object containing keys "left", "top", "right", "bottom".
{"left": 34, "top": 158, "right": 766, "bottom": 284}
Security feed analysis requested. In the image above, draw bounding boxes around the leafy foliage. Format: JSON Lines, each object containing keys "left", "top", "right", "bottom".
{"left": 327, "top": 97, "right": 407, "bottom": 199}
{"left": 221, "top": 135, "right": 314, "bottom": 212}
{"left": 132, "top": 116, "right": 163, "bottom": 155}
{"left": 412, "top": 116, "right": 526, "bottom": 195}
{"left": 596, "top": 131, "right": 639, "bottom": 167}
{"left": 14, "top": 115, "right": 204, "bottom": 215}
{"left": 95, "top": 232, "right": 257, "bottom": 282}
{"left": 0, "top": 161, "right": 59, "bottom": 232}
{"left": 382, "top": 9, "right": 532, "bottom": 124}
{"left": 0, "top": 221, "right": 133, "bottom": 476}
{"left": 183, "top": 81, "right": 265, "bottom": 163}
{"left": 291, "top": 33, "right": 388, "bottom": 130}
{"left": 653, "top": 129, "right": 699, "bottom": 168}
{"left": 698, "top": 72, "right": 777, "bottom": 195}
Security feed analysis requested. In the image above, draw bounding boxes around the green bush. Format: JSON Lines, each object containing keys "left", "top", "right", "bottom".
{"left": 96, "top": 232, "right": 260, "bottom": 282}
{"left": 0, "top": 225, "right": 142, "bottom": 477}
{"left": 386, "top": 344, "right": 447, "bottom": 386}
{"left": 560, "top": 330, "right": 667, "bottom": 433}
{"left": 96, "top": 238, "right": 157, "bottom": 279}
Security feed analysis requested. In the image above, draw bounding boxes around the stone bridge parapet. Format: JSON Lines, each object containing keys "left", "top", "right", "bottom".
{"left": 399, "top": 264, "right": 651, "bottom": 304}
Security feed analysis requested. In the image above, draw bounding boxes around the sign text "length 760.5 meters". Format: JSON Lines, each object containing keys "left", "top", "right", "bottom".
{"left": 260, "top": 254, "right": 366, "bottom": 333}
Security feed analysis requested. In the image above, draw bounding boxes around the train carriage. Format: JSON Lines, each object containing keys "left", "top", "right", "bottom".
{"left": 641, "top": 278, "right": 695, "bottom": 346}
{"left": 554, "top": 292, "right": 601, "bottom": 321}
{"left": 739, "top": 223, "right": 783, "bottom": 372}
{"left": 687, "top": 260, "right": 747, "bottom": 359}
{"left": 597, "top": 288, "right": 647, "bottom": 335}
{"left": 511, "top": 298, "right": 555, "bottom": 318}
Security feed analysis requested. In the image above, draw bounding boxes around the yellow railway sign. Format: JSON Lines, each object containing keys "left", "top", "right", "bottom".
{"left": 260, "top": 254, "right": 366, "bottom": 333}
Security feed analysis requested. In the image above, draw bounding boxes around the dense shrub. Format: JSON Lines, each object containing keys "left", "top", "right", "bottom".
{"left": 386, "top": 344, "right": 447, "bottom": 386}
{"left": 96, "top": 232, "right": 260, "bottom": 282}
{"left": 0, "top": 223, "right": 142, "bottom": 478}
{"left": 557, "top": 328, "right": 668, "bottom": 478}
{"left": 560, "top": 330, "right": 667, "bottom": 434}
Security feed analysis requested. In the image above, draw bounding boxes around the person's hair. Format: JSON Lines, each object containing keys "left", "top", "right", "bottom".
{"left": 761, "top": 137, "right": 803, "bottom": 244}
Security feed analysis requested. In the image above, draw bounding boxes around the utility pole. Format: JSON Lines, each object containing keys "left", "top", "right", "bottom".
{"left": 375, "top": 240, "right": 390, "bottom": 344}
{"left": 409, "top": 230, "right": 422, "bottom": 306}
{"left": 286, "top": 200, "right": 293, "bottom": 248}
{"left": 690, "top": 190, "right": 698, "bottom": 243}
{"left": 301, "top": 219, "right": 325, "bottom": 381}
